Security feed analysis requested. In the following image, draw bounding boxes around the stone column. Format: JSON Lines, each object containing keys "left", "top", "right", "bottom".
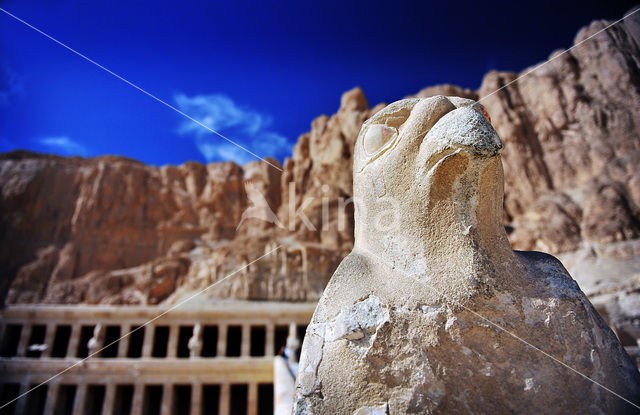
{"left": 141, "top": 324, "right": 154, "bottom": 358}
{"left": 72, "top": 383, "right": 87, "bottom": 415}
{"left": 247, "top": 382, "right": 258, "bottom": 415}
{"left": 265, "top": 323, "right": 275, "bottom": 356}
{"left": 15, "top": 323, "right": 31, "bottom": 357}
{"left": 219, "top": 383, "right": 230, "bottom": 415}
{"left": 286, "top": 322, "right": 300, "bottom": 363}
{"left": 14, "top": 382, "right": 29, "bottom": 415}
{"left": 167, "top": 325, "right": 179, "bottom": 358}
{"left": 191, "top": 382, "right": 202, "bottom": 415}
{"left": 42, "top": 323, "right": 57, "bottom": 358}
{"left": 217, "top": 324, "right": 227, "bottom": 357}
{"left": 241, "top": 325, "right": 250, "bottom": 357}
{"left": 160, "top": 383, "right": 173, "bottom": 415}
{"left": 101, "top": 384, "right": 115, "bottom": 415}
{"left": 274, "top": 356, "right": 295, "bottom": 415}
{"left": 119, "top": 324, "right": 132, "bottom": 358}
{"left": 43, "top": 383, "right": 59, "bottom": 415}
{"left": 66, "top": 324, "right": 82, "bottom": 359}
{"left": 130, "top": 383, "right": 144, "bottom": 415}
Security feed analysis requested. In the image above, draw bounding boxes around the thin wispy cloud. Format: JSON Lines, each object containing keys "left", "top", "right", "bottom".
{"left": 39, "top": 136, "right": 88, "bottom": 156}
{"left": 175, "top": 93, "right": 291, "bottom": 165}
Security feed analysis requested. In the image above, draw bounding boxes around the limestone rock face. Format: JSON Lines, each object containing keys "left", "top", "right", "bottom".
{"left": 0, "top": 152, "right": 345, "bottom": 305}
{"left": 476, "top": 12, "right": 640, "bottom": 354}
{"left": 293, "top": 96, "right": 640, "bottom": 414}
{"left": 480, "top": 15, "right": 640, "bottom": 253}
{"left": 279, "top": 87, "right": 371, "bottom": 249}
{"left": 1, "top": 12, "right": 640, "bottom": 318}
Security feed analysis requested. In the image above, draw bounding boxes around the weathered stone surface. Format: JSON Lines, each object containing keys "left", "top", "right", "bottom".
{"left": 476, "top": 11, "right": 640, "bottom": 356}
{"left": 1, "top": 11, "right": 639, "bottom": 320}
{"left": 0, "top": 152, "right": 345, "bottom": 305}
{"left": 294, "top": 96, "right": 640, "bottom": 414}
{"left": 479, "top": 14, "right": 640, "bottom": 253}
{"left": 278, "top": 87, "right": 372, "bottom": 248}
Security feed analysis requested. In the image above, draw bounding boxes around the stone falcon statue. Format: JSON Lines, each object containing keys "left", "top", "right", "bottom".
{"left": 293, "top": 96, "right": 640, "bottom": 414}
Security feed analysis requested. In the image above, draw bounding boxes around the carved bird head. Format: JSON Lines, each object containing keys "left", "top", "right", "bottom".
{"left": 352, "top": 96, "right": 508, "bottom": 265}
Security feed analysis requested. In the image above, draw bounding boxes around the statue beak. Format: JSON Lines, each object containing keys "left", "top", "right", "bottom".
{"left": 425, "top": 107, "right": 503, "bottom": 158}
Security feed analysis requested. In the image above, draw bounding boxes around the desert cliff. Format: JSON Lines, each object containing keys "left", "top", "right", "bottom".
{"left": 1, "top": 14, "right": 639, "bottom": 344}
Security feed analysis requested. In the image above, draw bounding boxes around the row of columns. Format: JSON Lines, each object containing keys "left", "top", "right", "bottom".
{"left": 9, "top": 321, "right": 280, "bottom": 359}
{"left": 10, "top": 322, "right": 85, "bottom": 359}
{"left": 13, "top": 322, "right": 61, "bottom": 358}
{"left": 137, "top": 322, "right": 276, "bottom": 358}
{"left": 8, "top": 381, "right": 262, "bottom": 415}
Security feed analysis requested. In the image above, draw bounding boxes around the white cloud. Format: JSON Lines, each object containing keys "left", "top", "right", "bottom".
{"left": 39, "top": 136, "right": 88, "bottom": 156}
{"left": 175, "top": 93, "right": 291, "bottom": 165}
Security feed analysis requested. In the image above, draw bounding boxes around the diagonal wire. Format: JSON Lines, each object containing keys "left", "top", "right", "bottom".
{"left": 2, "top": 3, "right": 640, "bottom": 411}
{"left": 0, "top": 244, "right": 283, "bottom": 411}
{"left": 478, "top": 7, "right": 640, "bottom": 103}
{"left": 2, "top": 5, "right": 638, "bottom": 170}
{"left": 460, "top": 304, "right": 640, "bottom": 409}
{"left": 3, "top": 6, "right": 639, "bottom": 170}
{"left": 0, "top": 7, "right": 283, "bottom": 172}
{"left": 356, "top": 246, "right": 640, "bottom": 410}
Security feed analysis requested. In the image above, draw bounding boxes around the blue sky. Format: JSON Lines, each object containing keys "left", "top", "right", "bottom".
{"left": 0, "top": 0, "right": 634, "bottom": 166}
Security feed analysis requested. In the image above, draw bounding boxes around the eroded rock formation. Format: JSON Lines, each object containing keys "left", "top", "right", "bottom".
{"left": 0, "top": 153, "right": 345, "bottom": 305}
{"left": 0, "top": 11, "right": 639, "bottom": 331}
{"left": 293, "top": 95, "right": 640, "bottom": 414}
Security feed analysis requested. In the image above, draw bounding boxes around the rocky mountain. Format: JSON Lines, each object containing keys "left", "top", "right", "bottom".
{"left": 1, "top": 12, "right": 639, "bottom": 344}
{"left": 0, "top": 153, "right": 345, "bottom": 305}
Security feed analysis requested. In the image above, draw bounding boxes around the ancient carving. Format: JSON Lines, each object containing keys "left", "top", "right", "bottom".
{"left": 188, "top": 323, "right": 203, "bottom": 359}
{"left": 286, "top": 322, "right": 301, "bottom": 364}
{"left": 3, "top": 15, "right": 640, "bottom": 311}
{"left": 87, "top": 324, "right": 104, "bottom": 357}
{"left": 293, "top": 96, "right": 640, "bottom": 414}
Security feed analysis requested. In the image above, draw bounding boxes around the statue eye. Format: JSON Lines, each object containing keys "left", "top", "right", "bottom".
{"left": 363, "top": 124, "right": 398, "bottom": 156}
